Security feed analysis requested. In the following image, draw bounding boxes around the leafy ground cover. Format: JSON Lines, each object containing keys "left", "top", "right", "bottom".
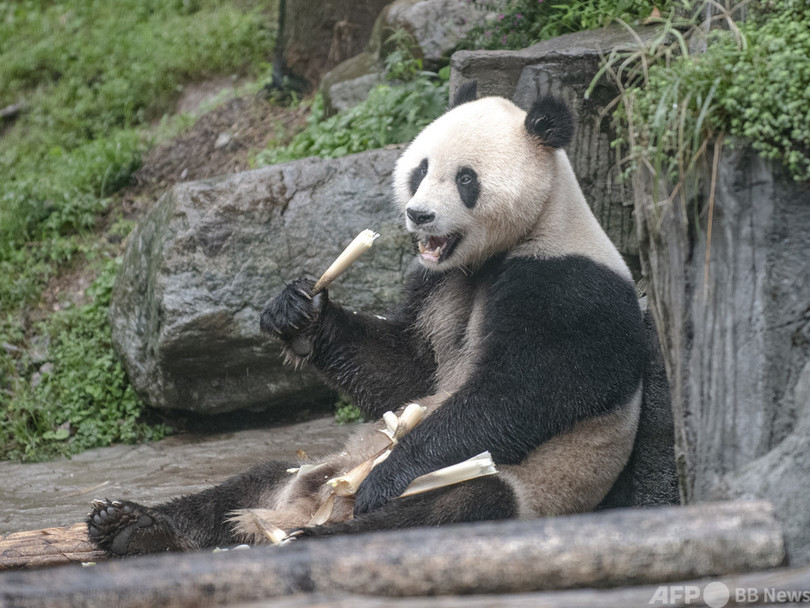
{"left": 0, "top": 0, "right": 276, "bottom": 460}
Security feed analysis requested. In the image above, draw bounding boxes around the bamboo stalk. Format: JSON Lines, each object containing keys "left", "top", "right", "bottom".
{"left": 312, "top": 229, "right": 380, "bottom": 293}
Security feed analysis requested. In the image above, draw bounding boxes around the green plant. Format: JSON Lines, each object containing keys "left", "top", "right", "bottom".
{"left": 382, "top": 29, "right": 426, "bottom": 82}
{"left": 607, "top": 1, "right": 810, "bottom": 186}
{"left": 0, "top": 1, "right": 276, "bottom": 461}
{"left": 334, "top": 395, "right": 365, "bottom": 425}
{"left": 0, "top": 1, "right": 274, "bottom": 316}
{"left": 0, "top": 258, "right": 170, "bottom": 462}
{"left": 254, "top": 31, "right": 449, "bottom": 166}
{"left": 462, "top": 0, "right": 673, "bottom": 50}
{"left": 255, "top": 79, "right": 449, "bottom": 165}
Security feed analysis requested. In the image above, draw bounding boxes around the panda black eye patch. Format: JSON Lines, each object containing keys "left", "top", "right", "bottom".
{"left": 409, "top": 158, "right": 429, "bottom": 196}
{"left": 456, "top": 166, "right": 480, "bottom": 209}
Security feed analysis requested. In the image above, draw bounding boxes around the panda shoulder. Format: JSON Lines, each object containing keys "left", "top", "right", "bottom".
{"left": 490, "top": 255, "right": 641, "bottom": 321}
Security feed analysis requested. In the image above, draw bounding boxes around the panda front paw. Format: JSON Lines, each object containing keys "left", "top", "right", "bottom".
{"left": 353, "top": 465, "right": 413, "bottom": 516}
{"left": 260, "top": 278, "right": 327, "bottom": 354}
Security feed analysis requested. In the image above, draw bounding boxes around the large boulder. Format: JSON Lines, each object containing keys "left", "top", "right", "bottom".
{"left": 633, "top": 144, "right": 810, "bottom": 563}
{"left": 110, "top": 148, "right": 410, "bottom": 415}
{"left": 319, "top": 52, "right": 382, "bottom": 114}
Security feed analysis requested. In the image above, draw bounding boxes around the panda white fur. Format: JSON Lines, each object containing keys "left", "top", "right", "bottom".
{"left": 87, "top": 84, "right": 648, "bottom": 554}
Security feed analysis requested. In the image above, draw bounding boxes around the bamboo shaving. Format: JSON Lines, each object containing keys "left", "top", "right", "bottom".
{"left": 380, "top": 403, "right": 426, "bottom": 443}
{"left": 313, "top": 229, "right": 380, "bottom": 293}
{"left": 399, "top": 452, "right": 498, "bottom": 498}
{"left": 307, "top": 494, "right": 336, "bottom": 527}
{"left": 327, "top": 458, "right": 375, "bottom": 497}
{"left": 229, "top": 511, "right": 289, "bottom": 544}
{"left": 225, "top": 410, "right": 498, "bottom": 540}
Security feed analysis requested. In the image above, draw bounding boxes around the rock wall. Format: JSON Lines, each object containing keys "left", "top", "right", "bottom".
{"left": 110, "top": 148, "right": 409, "bottom": 415}
{"left": 634, "top": 144, "right": 810, "bottom": 563}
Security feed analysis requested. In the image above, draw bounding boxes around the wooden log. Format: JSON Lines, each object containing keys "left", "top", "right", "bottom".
{"left": 226, "top": 565, "right": 810, "bottom": 607}
{"left": 0, "top": 501, "right": 784, "bottom": 608}
{"left": 0, "top": 523, "right": 105, "bottom": 571}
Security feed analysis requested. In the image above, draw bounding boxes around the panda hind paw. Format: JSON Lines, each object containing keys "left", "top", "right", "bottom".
{"left": 87, "top": 498, "right": 189, "bottom": 556}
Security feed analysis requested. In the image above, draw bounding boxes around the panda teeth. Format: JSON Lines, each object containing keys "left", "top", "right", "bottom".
{"left": 419, "top": 235, "right": 453, "bottom": 262}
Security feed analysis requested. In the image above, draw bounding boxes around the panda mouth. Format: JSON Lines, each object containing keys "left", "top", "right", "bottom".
{"left": 418, "top": 234, "right": 460, "bottom": 263}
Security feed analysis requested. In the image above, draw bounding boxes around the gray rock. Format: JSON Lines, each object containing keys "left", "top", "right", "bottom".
{"left": 450, "top": 24, "right": 660, "bottom": 98}
{"left": 319, "top": 52, "right": 382, "bottom": 114}
{"left": 714, "top": 360, "right": 810, "bottom": 566}
{"left": 451, "top": 25, "right": 663, "bottom": 268}
{"left": 320, "top": 0, "right": 502, "bottom": 115}
{"left": 380, "top": 0, "right": 502, "bottom": 69}
{"left": 634, "top": 143, "right": 810, "bottom": 563}
{"left": 110, "top": 148, "right": 410, "bottom": 414}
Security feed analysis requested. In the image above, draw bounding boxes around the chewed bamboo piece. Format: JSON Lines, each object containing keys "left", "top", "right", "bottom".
{"left": 400, "top": 452, "right": 497, "bottom": 498}
{"left": 231, "top": 404, "right": 500, "bottom": 543}
{"left": 310, "top": 402, "right": 428, "bottom": 525}
{"left": 312, "top": 229, "right": 380, "bottom": 293}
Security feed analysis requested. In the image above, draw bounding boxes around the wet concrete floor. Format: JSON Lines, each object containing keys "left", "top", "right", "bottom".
{"left": 0, "top": 416, "right": 357, "bottom": 535}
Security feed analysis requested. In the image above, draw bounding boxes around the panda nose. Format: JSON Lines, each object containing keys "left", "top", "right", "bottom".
{"left": 407, "top": 208, "right": 436, "bottom": 226}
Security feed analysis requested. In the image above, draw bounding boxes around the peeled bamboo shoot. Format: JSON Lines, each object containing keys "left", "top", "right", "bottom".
{"left": 313, "top": 229, "right": 380, "bottom": 293}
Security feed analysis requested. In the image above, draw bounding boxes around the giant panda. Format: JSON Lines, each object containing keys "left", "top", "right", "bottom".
{"left": 87, "top": 83, "right": 651, "bottom": 555}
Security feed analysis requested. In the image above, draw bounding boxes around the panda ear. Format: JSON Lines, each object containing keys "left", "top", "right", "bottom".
{"left": 449, "top": 81, "right": 478, "bottom": 109}
{"left": 524, "top": 96, "right": 575, "bottom": 149}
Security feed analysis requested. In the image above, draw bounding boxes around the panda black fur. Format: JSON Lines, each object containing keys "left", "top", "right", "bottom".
{"left": 87, "top": 85, "right": 648, "bottom": 554}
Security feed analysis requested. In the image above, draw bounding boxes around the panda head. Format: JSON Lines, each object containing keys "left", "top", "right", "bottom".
{"left": 393, "top": 82, "right": 575, "bottom": 271}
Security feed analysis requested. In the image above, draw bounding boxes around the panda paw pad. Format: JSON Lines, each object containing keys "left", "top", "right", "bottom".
{"left": 87, "top": 498, "right": 174, "bottom": 555}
